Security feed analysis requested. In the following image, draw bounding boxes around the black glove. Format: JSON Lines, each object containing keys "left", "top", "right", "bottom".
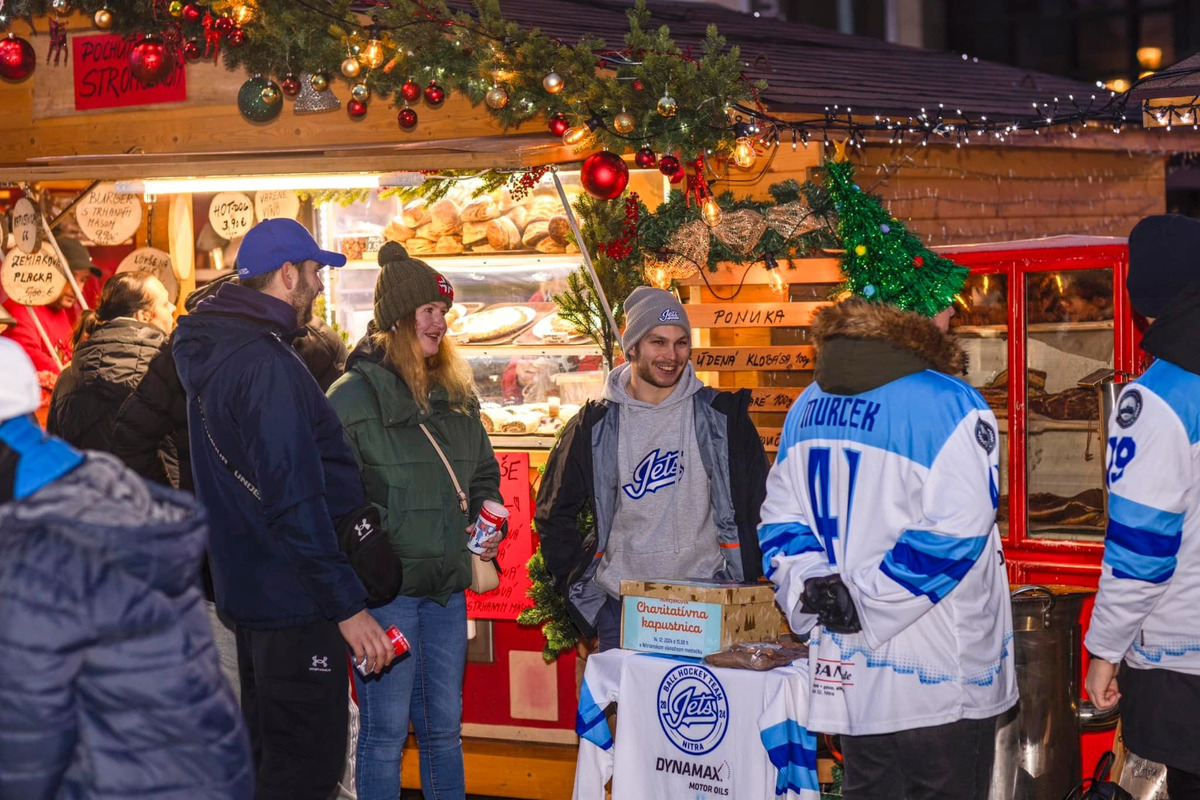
{"left": 800, "top": 574, "right": 862, "bottom": 634}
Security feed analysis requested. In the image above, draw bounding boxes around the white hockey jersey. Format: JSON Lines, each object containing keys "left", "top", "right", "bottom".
{"left": 1085, "top": 360, "right": 1200, "bottom": 675}
{"left": 759, "top": 370, "right": 1017, "bottom": 736}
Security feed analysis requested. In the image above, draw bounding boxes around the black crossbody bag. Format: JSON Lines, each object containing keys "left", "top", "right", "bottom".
{"left": 196, "top": 395, "right": 403, "bottom": 608}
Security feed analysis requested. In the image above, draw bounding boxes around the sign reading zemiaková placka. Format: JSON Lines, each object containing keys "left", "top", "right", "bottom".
{"left": 620, "top": 579, "right": 782, "bottom": 659}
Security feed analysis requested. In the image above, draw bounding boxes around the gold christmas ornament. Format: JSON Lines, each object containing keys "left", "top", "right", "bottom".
{"left": 310, "top": 72, "right": 329, "bottom": 92}
{"left": 765, "top": 201, "right": 821, "bottom": 239}
{"left": 732, "top": 136, "right": 756, "bottom": 168}
{"left": 94, "top": 7, "right": 114, "bottom": 28}
{"left": 657, "top": 92, "right": 677, "bottom": 118}
{"left": 542, "top": 71, "right": 564, "bottom": 94}
{"left": 665, "top": 220, "right": 710, "bottom": 270}
{"left": 360, "top": 38, "right": 385, "bottom": 70}
{"left": 260, "top": 84, "right": 281, "bottom": 105}
{"left": 613, "top": 110, "right": 635, "bottom": 134}
{"left": 167, "top": 1, "right": 182, "bottom": 18}
{"left": 485, "top": 85, "right": 509, "bottom": 109}
{"left": 341, "top": 57, "right": 362, "bottom": 79}
{"left": 231, "top": 2, "right": 255, "bottom": 26}
{"left": 711, "top": 209, "right": 768, "bottom": 255}
{"left": 51, "top": 0, "right": 70, "bottom": 12}
{"left": 350, "top": 82, "right": 370, "bottom": 102}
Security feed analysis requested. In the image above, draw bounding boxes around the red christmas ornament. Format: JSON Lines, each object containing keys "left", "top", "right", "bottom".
{"left": 658, "top": 154, "right": 681, "bottom": 177}
{"left": 347, "top": 99, "right": 368, "bottom": 119}
{"left": 397, "top": 107, "right": 418, "bottom": 129}
{"left": 913, "top": 256, "right": 924, "bottom": 267}
{"left": 0, "top": 34, "right": 36, "bottom": 81}
{"left": 632, "top": 79, "right": 644, "bottom": 91}
{"left": 129, "top": 35, "right": 174, "bottom": 87}
{"left": 213, "top": 15, "right": 233, "bottom": 34}
{"left": 580, "top": 151, "right": 630, "bottom": 201}
{"left": 423, "top": 81, "right": 445, "bottom": 106}
{"left": 400, "top": 80, "right": 421, "bottom": 103}
{"left": 181, "top": 3, "right": 202, "bottom": 24}
{"left": 182, "top": 39, "right": 201, "bottom": 61}
{"left": 547, "top": 113, "right": 569, "bottom": 137}
{"left": 280, "top": 74, "right": 300, "bottom": 96}
{"left": 634, "top": 147, "right": 657, "bottom": 169}
{"left": 668, "top": 169, "right": 686, "bottom": 185}
{"left": 228, "top": 27, "right": 246, "bottom": 47}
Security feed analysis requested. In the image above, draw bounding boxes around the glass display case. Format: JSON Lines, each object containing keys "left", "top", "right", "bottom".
{"left": 316, "top": 168, "right": 667, "bottom": 447}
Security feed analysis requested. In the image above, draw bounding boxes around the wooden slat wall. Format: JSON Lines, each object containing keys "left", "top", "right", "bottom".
{"left": 857, "top": 145, "right": 1165, "bottom": 245}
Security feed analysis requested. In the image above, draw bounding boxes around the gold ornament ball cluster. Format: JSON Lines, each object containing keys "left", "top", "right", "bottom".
{"left": 485, "top": 85, "right": 509, "bottom": 109}
{"left": 310, "top": 73, "right": 329, "bottom": 92}
{"left": 613, "top": 111, "right": 635, "bottom": 134}
{"left": 657, "top": 93, "right": 677, "bottom": 118}
{"left": 350, "top": 82, "right": 371, "bottom": 103}
{"left": 341, "top": 57, "right": 361, "bottom": 79}
{"left": 94, "top": 7, "right": 114, "bottom": 28}
{"left": 542, "top": 71, "right": 564, "bottom": 94}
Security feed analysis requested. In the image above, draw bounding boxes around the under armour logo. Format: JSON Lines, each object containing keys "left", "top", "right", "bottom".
{"left": 355, "top": 519, "right": 373, "bottom": 542}
{"left": 310, "top": 655, "right": 330, "bottom": 672}
{"left": 659, "top": 308, "right": 681, "bottom": 322}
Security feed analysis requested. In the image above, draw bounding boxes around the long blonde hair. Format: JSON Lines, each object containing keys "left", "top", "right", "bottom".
{"left": 373, "top": 316, "right": 477, "bottom": 414}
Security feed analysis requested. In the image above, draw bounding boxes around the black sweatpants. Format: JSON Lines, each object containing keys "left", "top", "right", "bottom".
{"left": 235, "top": 619, "right": 349, "bottom": 800}
{"left": 840, "top": 714, "right": 1001, "bottom": 800}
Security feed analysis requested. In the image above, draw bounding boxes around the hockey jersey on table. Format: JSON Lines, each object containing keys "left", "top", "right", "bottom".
{"left": 573, "top": 649, "right": 819, "bottom": 800}
{"left": 759, "top": 371, "right": 1017, "bottom": 736}
{"left": 1085, "top": 360, "right": 1200, "bottom": 675}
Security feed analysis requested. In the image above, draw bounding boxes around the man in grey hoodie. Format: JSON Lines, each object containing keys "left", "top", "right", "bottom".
{"left": 537, "top": 287, "right": 769, "bottom": 651}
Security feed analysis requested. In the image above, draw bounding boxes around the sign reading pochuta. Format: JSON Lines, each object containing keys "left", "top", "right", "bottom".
{"left": 72, "top": 34, "right": 186, "bottom": 111}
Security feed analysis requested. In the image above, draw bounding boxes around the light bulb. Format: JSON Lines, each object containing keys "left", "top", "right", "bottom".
{"left": 652, "top": 267, "right": 670, "bottom": 290}
{"left": 701, "top": 197, "right": 723, "bottom": 227}
{"left": 231, "top": 2, "right": 255, "bottom": 25}
{"left": 563, "top": 125, "right": 590, "bottom": 145}
{"left": 360, "top": 38, "right": 385, "bottom": 70}
{"left": 732, "top": 136, "right": 756, "bottom": 168}
{"left": 768, "top": 267, "right": 789, "bottom": 297}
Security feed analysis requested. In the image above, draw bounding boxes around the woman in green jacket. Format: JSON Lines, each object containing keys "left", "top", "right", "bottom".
{"left": 327, "top": 242, "right": 501, "bottom": 800}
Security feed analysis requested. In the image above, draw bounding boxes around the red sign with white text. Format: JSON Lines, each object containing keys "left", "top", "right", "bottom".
{"left": 467, "top": 451, "right": 535, "bottom": 621}
{"left": 72, "top": 34, "right": 186, "bottom": 111}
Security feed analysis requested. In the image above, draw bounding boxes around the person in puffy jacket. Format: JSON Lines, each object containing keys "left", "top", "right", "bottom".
{"left": 47, "top": 271, "right": 175, "bottom": 453}
{"left": 0, "top": 337, "right": 253, "bottom": 800}
{"left": 327, "top": 242, "right": 501, "bottom": 800}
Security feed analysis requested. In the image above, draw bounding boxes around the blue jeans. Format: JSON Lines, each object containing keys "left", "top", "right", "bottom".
{"left": 353, "top": 592, "right": 467, "bottom": 800}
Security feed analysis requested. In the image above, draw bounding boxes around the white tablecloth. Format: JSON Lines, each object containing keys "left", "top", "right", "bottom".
{"left": 574, "top": 649, "right": 819, "bottom": 800}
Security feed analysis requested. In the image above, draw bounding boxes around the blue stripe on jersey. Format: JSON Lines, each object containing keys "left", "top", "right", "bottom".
{"left": 758, "top": 521, "right": 824, "bottom": 576}
{"left": 880, "top": 529, "right": 989, "bottom": 603}
{"left": 1103, "top": 520, "right": 1180, "bottom": 584}
{"left": 760, "top": 719, "right": 819, "bottom": 795}
{"left": 1136, "top": 360, "right": 1200, "bottom": 445}
{"left": 1109, "top": 493, "right": 1186, "bottom": 536}
{"left": 576, "top": 682, "right": 613, "bottom": 750}
{"left": 780, "top": 371, "right": 986, "bottom": 469}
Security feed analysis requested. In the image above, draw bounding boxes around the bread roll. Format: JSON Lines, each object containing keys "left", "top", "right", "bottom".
{"left": 522, "top": 220, "right": 550, "bottom": 248}
{"left": 414, "top": 222, "right": 439, "bottom": 242}
{"left": 383, "top": 219, "right": 415, "bottom": 242}
{"left": 565, "top": 240, "right": 580, "bottom": 253}
{"left": 402, "top": 200, "right": 430, "bottom": 228}
{"left": 504, "top": 207, "right": 530, "bottom": 233}
{"left": 428, "top": 198, "right": 462, "bottom": 236}
{"left": 548, "top": 215, "right": 571, "bottom": 245}
{"left": 461, "top": 198, "right": 499, "bottom": 222}
{"left": 495, "top": 188, "right": 517, "bottom": 213}
{"left": 405, "top": 238, "right": 434, "bottom": 255}
{"left": 536, "top": 237, "right": 566, "bottom": 254}
{"left": 487, "top": 217, "right": 522, "bottom": 250}
{"left": 469, "top": 243, "right": 497, "bottom": 253}
{"left": 462, "top": 222, "right": 488, "bottom": 247}
{"left": 435, "top": 235, "right": 464, "bottom": 254}
{"left": 529, "top": 197, "right": 562, "bottom": 221}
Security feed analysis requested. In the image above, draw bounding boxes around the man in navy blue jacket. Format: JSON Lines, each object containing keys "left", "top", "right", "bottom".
{"left": 173, "top": 218, "right": 394, "bottom": 800}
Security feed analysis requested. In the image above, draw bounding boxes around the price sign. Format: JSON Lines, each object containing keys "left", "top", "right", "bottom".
{"left": 466, "top": 450, "right": 535, "bottom": 621}
{"left": 1, "top": 243, "right": 67, "bottom": 306}
{"left": 76, "top": 183, "right": 143, "bottom": 245}
{"left": 255, "top": 190, "right": 300, "bottom": 222}
{"left": 208, "top": 191, "right": 254, "bottom": 240}
{"left": 118, "top": 247, "right": 180, "bottom": 303}
{"left": 11, "top": 198, "right": 42, "bottom": 255}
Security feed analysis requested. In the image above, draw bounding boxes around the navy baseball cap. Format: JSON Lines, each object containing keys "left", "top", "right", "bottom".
{"left": 236, "top": 218, "right": 347, "bottom": 279}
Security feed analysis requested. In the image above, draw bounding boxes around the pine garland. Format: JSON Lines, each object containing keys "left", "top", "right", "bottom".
{"left": 8, "top": 0, "right": 760, "bottom": 162}
{"left": 516, "top": 545, "right": 582, "bottom": 661}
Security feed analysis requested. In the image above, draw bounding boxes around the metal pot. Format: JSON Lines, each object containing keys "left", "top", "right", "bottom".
{"left": 990, "top": 585, "right": 1119, "bottom": 800}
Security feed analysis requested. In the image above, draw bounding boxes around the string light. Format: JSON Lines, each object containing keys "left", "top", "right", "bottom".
{"left": 701, "top": 196, "right": 723, "bottom": 227}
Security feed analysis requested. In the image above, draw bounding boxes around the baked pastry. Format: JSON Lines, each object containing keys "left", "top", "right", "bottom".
{"left": 536, "top": 416, "right": 565, "bottom": 435}
{"left": 405, "top": 238, "right": 434, "bottom": 255}
{"left": 401, "top": 200, "right": 430, "bottom": 228}
{"left": 462, "top": 198, "right": 499, "bottom": 222}
{"left": 450, "top": 305, "right": 534, "bottom": 341}
{"left": 548, "top": 215, "right": 571, "bottom": 245}
{"left": 414, "top": 222, "right": 440, "bottom": 242}
{"left": 536, "top": 237, "right": 566, "bottom": 254}
{"left": 487, "top": 217, "right": 522, "bottom": 250}
{"left": 501, "top": 411, "right": 542, "bottom": 433}
{"left": 383, "top": 218, "right": 416, "bottom": 242}
{"left": 435, "top": 235, "right": 464, "bottom": 255}
{"left": 504, "top": 207, "right": 530, "bottom": 233}
{"left": 428, "top": 198, "right": 462, "bottom": 236}
{"left": 445, "top": 303, "right": 469, "bottom": 326}
{"left": 522, "top": 220, "right": 550, "bottom": 248}
{"left": 461, "top": 222, "right": 488, "bottom": 247}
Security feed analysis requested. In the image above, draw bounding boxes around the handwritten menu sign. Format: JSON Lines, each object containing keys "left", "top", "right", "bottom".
{"left": 72, "top": 34, "right": 186, "bottom": 111}
{"left": 11, "top": 198, "right": 41, "bottom": 255}
{"left": 467, "top": 450, "right": 534, "bottom": 621}
{"left": 117, "top": 247, "right": 180, "bottom": 302}
{"left": 255, "top": 190, "right": 300, "bottom": 222}
{"left": 76, "top": 183, "right": 142, "bottom": 245}
{"left": 208, "top": 192, "right": 254, "bottom": 240}
{"left": 691, "top": 345, "right": 814, "bottom": 371}
{"left": 1, "top": 243, "right": 67, "bottom": 306}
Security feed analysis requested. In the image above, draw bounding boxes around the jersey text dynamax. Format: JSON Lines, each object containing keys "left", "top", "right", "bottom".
{"left": 759, "top": 370, "right": 1017, "bottom": 736}
{"left": 1086, "top": 360, "right": 1200, "bottom": 674}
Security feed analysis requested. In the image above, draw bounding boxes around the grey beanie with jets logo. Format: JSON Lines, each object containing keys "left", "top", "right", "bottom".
{"left": 621, "top": 286, "right": 691, "bottom": 355}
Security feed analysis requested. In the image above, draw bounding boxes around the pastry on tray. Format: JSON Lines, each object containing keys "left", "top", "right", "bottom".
{"left": 449, "top": 305, "right": 536, "bottom": 342}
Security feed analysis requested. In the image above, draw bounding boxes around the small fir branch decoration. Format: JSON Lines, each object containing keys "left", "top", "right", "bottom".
{"left": 516, "top": 545, "right": 583, "bottom": 661}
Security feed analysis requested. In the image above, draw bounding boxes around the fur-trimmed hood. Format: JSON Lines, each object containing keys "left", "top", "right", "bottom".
{"left": 811, "top": 299, "right": 967, "bottom": 394}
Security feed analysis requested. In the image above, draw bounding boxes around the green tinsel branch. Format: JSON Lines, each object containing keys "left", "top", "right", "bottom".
{"left": 516, "top": 545, "right": 582, "bottom": 662}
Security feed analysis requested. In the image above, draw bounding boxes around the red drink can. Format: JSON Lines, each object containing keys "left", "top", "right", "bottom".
{"left": 356, "top": 625, "right": 410, "bottom": 675}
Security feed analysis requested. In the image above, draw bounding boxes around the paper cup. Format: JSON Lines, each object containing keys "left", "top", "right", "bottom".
{"left": 468, "top": 499, "right": 509, "bottom": 554}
